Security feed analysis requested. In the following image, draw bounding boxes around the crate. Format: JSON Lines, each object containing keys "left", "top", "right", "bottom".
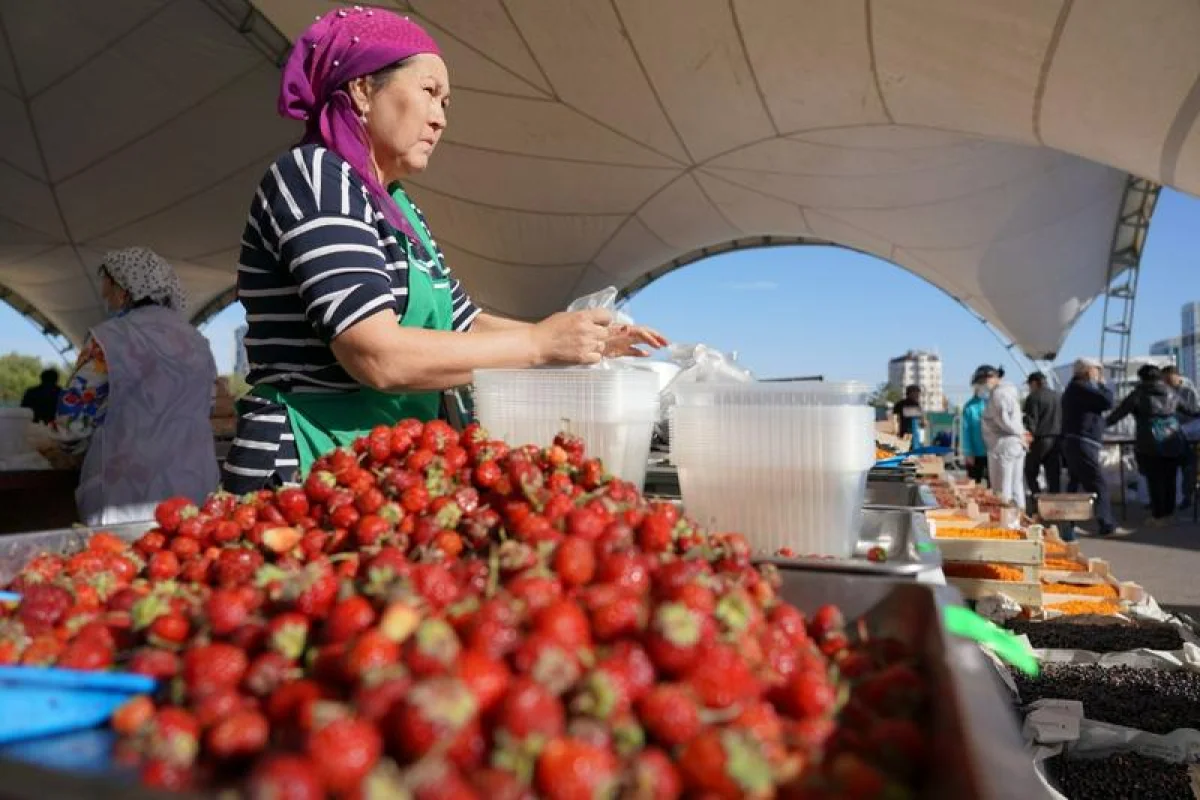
{"left": 1036, "top": 493, "right": 1096, "bottom": 522}
{"left": 945, "top": 575, "right": 1044, "bottom": 608}
{"left": 933, "top": 523, "right": 1046, "bottom": 567}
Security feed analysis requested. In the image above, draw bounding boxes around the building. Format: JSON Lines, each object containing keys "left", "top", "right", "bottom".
{"left": 1150, "top": 335, "right": 1183, "bottom": 367}
{"left": 1183, "top": 302, "right": 1200, "bottom": 384}
{"left": 887, "top": 351, "right": 944, "bottom": 412}
{"left": 233, "top": 324, "right": 249, "bottom": 378}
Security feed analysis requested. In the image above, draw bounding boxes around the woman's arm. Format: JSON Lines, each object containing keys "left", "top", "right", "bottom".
{"left": 54, "top": 337, "right": 110, "bottom": 454}
{"left": 472, "top": 312, "right": 668, "bottom": 357}
{"left": 332, "top": 307, "right": 614, "bottom": 392}
{"left": 468, "top": 312, "right": 532, "bottom": 334}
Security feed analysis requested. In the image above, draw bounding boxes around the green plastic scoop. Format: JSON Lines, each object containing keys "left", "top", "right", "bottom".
{"left": 942, "top": 605, "right": 1040, "bottom": 676}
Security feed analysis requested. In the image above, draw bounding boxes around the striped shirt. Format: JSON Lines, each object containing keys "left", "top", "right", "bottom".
{"left": 222, "top": 145, "right": 480, "bottom": 492}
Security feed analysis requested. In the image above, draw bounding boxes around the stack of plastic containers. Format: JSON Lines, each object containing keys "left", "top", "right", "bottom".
{"left": 472, "top": 367, "right": 660, "bottom": 487}
{"left": 670, "top": 382, "right": 875, "bottom": 557}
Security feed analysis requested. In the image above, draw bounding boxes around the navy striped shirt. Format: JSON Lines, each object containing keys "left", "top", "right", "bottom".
{"left": 222, "top": 145, "right": 479, "bottom": 492}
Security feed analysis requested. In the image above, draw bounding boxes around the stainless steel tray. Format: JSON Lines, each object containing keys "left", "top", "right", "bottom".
{"left": 0, "top": 522, "right": 154, "bottom": 586}
{"left": 760, "top": 507, "right": 944, "bottom": 579}
{"left": 777, "top": 572, "right": 1041, "bottom": 800}
{"left": 863, "top": 480, "right": 938, "bottom": 509}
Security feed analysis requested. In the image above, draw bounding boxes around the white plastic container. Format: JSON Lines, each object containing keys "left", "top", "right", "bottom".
{"left": 670, "top": 382, "right": 874, "bottom": 557}
{"left": 0, "top": 407, "right": 34, "bottom": 459}
{"left": 472, "top": 368, "right": 659, "bottom": 487}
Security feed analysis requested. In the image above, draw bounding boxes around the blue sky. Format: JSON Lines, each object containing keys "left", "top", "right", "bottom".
{"left": 1, "top": 189, "right": 1196, "bottom": 394}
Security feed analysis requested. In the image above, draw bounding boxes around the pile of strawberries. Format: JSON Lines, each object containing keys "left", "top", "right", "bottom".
{"left": 0, "top": 420, "right": 928, "bottom": 799}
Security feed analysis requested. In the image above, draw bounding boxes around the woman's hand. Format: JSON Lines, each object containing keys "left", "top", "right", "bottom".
{"left": 602, "top": 324, "right": 668, "bottom": 358}
{"left": 531, "top": 309, "right": 614, "bottom": 365}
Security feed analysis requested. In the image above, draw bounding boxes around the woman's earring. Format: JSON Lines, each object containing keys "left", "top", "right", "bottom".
{"left": 359, "top": 109, "right": 368, "bottom": 125}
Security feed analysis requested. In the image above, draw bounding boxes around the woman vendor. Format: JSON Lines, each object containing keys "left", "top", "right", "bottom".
{"left": 223, "top": 9, "right": 665, "bottom": 493}
{"left": 56, "top": 248, "right": 220, "bottom": 525}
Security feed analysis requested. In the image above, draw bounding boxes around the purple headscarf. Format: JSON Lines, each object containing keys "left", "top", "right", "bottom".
{"left": 279, "top": 7, "right": 441, "bottom": 250}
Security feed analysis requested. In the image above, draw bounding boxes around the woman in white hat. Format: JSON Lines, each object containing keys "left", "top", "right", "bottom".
{"left": 55, "top": 247, "right": 219, "bottom": 525}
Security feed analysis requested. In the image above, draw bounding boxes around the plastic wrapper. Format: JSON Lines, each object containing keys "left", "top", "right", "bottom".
{"left": 1028, "top": 642, "right": 1200, "bottom": 673}
{"left": 564, "top": 286, "right": 636, "bottom": 372}
{"left": 1024, "top": 698, "right": 1200, "bottom": 765}
{"left": 975, "top": 592, "right": 1024, "bottom": 624}
{"left": 655, "top": 343, "right": 754, "bottom": 446}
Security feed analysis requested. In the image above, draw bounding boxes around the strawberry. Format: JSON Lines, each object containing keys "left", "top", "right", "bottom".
{"left": 405, "top": 618, "right": 462, "bottom": 677}
{"left": 247, "top": 754, "right": 324, "bottom": 800}
{"left": 828, "top": 752, "right": 887, "bottom": 800}
{"left": 590, "top": 591, "right": 646, "bottom": 642}
{"left": 169, "top": 535, "right": 202, "bottom": 561}
{"left": 129, "top": 647, "right": 181, "bottom": 679}
{"left": 511, "top": 632, "right": 580, "bottom": 696}
{"left": 389, "top": 677, "right": 481, "bottom": 767}
{"left": 217, "top": 547, "right": 263, "bottom": 587}
{"left": 193, "top": 687, "right": 248, "bottom": 729}
{"left": 637, "top": 684, "right": 702, "bottom": 747}
{"left": 155, "top": 497, "right": 199, "bottom": 534}
{"left": 686, "top": 643, "right": 760, "bottom": 709}
{"left": 262, "top": 526, "right": 303, "bottom": 555}
{"left": 455, "top": 649, "right": 511, "bottom": 714}
{"left": 777, "top": 668, "right": 838, "bottom": 720}
{"left": 552, "top": 537, "right": 595, "bottom": 588}
{"left": 306, "top": 714, "right": 382, "bottom": 794}
{"left": 140, "top": 759, "right": 194, "bottom": 790}
{"left": 148, "top": 706, "right": 201, "bottom": 766}
{"left": 324, "top": 595, "right": 376, "bottom": 644}
{"left": 244, "top": 651, "right": 294, "bottom": 696}
{"left": 353, "top": 671, "right": 413, "bottom": 723}
{"left": 206, "top": 588, "right": 252, "bottom": 637}
{"left": 183, "top": 643, "right": 248, "bottom": 697}
{"left": 534, "top": 737, "right": 619, "bottom": 800}
{"left": 265, "top": 679, "right": 324, "bottom": 728}
{"left": 206, "top": 709, "right": 269, "bottom": 761}
{"left": 111, "top": 695, "right": 155, "bottom": 736}
{"left": 678, "top": 729, "right": 772, "bottom": 799}
{"left": 148, "top": 612, "right": 190, "bottom": 646}
{"left": 343, "top": 629, "right": 401, "bottom": 680}
{"left": 17, "top": 583, "right": 72, "bottom": 634}
{"left": 630, "top": 747, "right": 683, "bottom": 800}
{"left": 496, "top": 677, "right": 565, "bottom": 739}
{"left": 644, "top": 602, "right": 709, "bottom": 675}
{"left": 535, "top": 598, "right": 592, "bottom": 651}
{"left": 867, "top": 717, "right": 927, "bottom": 777}
{"left": 142, "top": 551, "right": 179, "bottom": 583}
{"left": 276, "top": 487, "right": 310, "bottom": 524}
{"left": 807, "top": 604, "right": 844, "bottom": 642}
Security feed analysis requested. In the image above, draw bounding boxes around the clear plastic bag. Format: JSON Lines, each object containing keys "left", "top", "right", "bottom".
{"left": 656, "top": 344, "right": 755, "bottom": 446}
{"left": 565, "top": 286, "right": 637, "bottom": 371}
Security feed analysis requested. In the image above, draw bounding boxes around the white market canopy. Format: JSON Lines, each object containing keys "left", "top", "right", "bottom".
{"left": 2, "top": 0, "right": 1198, "bottom": 358}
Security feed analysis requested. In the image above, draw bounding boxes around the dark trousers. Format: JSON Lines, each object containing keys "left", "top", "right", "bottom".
{"left": 1182, "top": 446, "right": 1196, "bottom": 508}
{"left": 966, "top": 456, "right": 989, "bottom": 484}
{"left": 1062, "top": 436, "right": 1114, "bottom": 533}
{"left": 1141, "top": 453, "right": 1181, "bottom": 519}
{"left": 1024, "top": 436, "right": 1062, "bottom": 495}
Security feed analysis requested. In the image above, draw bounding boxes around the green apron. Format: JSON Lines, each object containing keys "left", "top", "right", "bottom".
{"left": 252, "top": 184, "right": 454, "bottom": 477}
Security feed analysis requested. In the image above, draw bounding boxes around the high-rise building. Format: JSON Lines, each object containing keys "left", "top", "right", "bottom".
{"left": 887, "top": 351, "right": 944, "bottom": 411}
{"left": 1182, "top": 302, "right": 1200, "bottom": 384}
{"left": 233, "top": 324, "right": 249, "bottom": 377}
{"left": 1150, "top": 335, "right": 1183, "bottom": 366}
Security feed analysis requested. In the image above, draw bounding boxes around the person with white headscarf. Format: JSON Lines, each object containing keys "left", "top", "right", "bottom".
{"left": 54, "top": 247, "right": 219, "bottom": 525}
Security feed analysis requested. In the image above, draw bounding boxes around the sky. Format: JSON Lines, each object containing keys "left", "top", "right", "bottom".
{"left": 1, "top": 189, "right": 1196, "bottom": 400}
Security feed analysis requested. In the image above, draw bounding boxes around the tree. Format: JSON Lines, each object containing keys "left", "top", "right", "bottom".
{"left": 0, "top": 352, "right": 59, "bottom": 405}
{"left": 868, "top": 382, "right": 903, "bottom": 409}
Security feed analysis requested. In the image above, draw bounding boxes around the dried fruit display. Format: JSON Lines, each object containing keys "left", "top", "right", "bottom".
{"left": 0, "top": 420, "right": 931, "bottom": 797}
{"left": 1013, "top": 665, "right": 1200, "bottom": 734}
{"left": 1042, "top": 557, "right": 1087, "bottom": 572}
{"left": 1045, "top": 752, "right": 1192, "bottom": 799}
{"left": 1046, "top": 601, "right": 1123, "bottom": 616}
{"left": 1040, "top": 582, "right": 1118, "bottom": 599}
{"left": 932, "top": 527, "right": 1023, "bottom": 540}
{"left": 942, "top": 562, "right": 1026, "bottom": 582}
{"left": 1005, "top": 620, "right": 1184, "bottom": 653}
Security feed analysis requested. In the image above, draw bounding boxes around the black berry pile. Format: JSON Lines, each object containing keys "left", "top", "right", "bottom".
{"left": 1014, "top": 665, "right": 1200, "bottom": 734}
{"left": 1045, "top": 752, "right": 1192, "bottom": 799}
{"left": 1007, "top": 619, "right": 1184, "bottom": 653}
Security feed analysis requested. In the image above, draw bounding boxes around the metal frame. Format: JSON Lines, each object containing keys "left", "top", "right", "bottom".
{"left": 1098, "top": 176, "right": 1161, "bottom": 382}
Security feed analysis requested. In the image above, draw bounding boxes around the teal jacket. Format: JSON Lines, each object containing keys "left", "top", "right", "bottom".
{"left": 961, "top": 395, "right": 988, "bottom": 458}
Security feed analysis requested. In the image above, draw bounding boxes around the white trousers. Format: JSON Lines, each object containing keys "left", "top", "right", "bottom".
{"left": 988, "top": 437, "right": 1027, "bottom": 507}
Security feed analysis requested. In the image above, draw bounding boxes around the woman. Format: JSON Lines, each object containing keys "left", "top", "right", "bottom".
{"left": 960, "top": 379, "right": 989, "bottom": 485}
{"left": 223, "top": 9, "right": 664, "bottom": 493}
{"left": 55, "top": 248, "right": 219, "bottom": 525}
{"left": 1107, "top": 365, "right": 1200, "bottom": 523}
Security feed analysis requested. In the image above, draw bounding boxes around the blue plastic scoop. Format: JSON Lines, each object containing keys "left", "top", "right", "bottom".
{"left": 0, "top": 666, "right": 157, "bottom": 745}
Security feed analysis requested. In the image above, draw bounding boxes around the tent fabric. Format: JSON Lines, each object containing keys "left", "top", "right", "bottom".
{"left": 2, "top": 0, "right": 1198, "bottom": 358}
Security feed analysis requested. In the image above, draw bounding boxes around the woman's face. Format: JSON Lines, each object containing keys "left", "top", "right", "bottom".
{"left": 357, "top": 54, "right": 449, "bottom": 183}
{"left": 100, "top": 272, "right": 128, "bottom": 313}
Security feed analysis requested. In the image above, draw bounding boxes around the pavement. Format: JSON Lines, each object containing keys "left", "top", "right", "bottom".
{"left": 1067, "top": 504, "right": 1200, "bottom": 623}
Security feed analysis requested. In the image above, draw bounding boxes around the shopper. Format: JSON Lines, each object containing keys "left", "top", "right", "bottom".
{"left": 1106, "top": 364, "right": 1199, "bottom": 523}
{"left": 978, "top": 365, "right": 1027, "bottom": 507}
{"left": 892, "top": 385, "right": 926, "bottom": 445}
{"left": 961, "top": 381, "right": 989, "bottom": 484}
{"left": 1163, "top": 365, "right": 1198, "bottom": 510}
{"left": 222, "top": 9, "right": 666, "bottom": 492}
{"left": 1023, "top": 371, "right": 1062, "bottom": 506}
{"left": 1061, "top": 359, "right": 1117, "bottom": 537}
{"left": 20, "top": 368, "right": 61, "bottom": 424}
{"left": 55, "top": 248, "right": 218, "bottom": 525}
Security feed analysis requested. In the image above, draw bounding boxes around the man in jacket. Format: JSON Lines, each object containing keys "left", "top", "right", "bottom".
{"left": 978, "top": 364, "right": 1027, "bottom": 507}
{"left": 1163, "top": 365, "right": 1198, "bottom": 510}
{"left": 961, "top": 383, "right": 989, "bottom": 484}
{"left": 1023, "top": 372, "right": 1062, "bottom": 508}
{"left": 1061, "top": 358, "right": 1116, "bottom": 536}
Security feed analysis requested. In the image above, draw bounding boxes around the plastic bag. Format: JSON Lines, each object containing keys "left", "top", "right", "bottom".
{"left": 655, "top": 343, "right": 755, "bottom": 446}
{"left": 564, "top": 286, "right": 638, "bottom": 371}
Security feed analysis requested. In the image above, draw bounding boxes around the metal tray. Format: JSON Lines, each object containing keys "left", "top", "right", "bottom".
{"left": 1036, "top": 493, "right": 1096, "bottom": 522}
{"left": 0, "top": 527, "right": 1033, "bottom": 799}
{"left": 776, "top": 572, "right": 1041, "bottom": 800}
{"left": 759, "top": 507, "right": 944, "bottom": 579}
{"left": 0, "top": 522, "right": 155, "bottom": 586}
{"left": 864, "top": 480, "right": 938, "bottom": 509}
